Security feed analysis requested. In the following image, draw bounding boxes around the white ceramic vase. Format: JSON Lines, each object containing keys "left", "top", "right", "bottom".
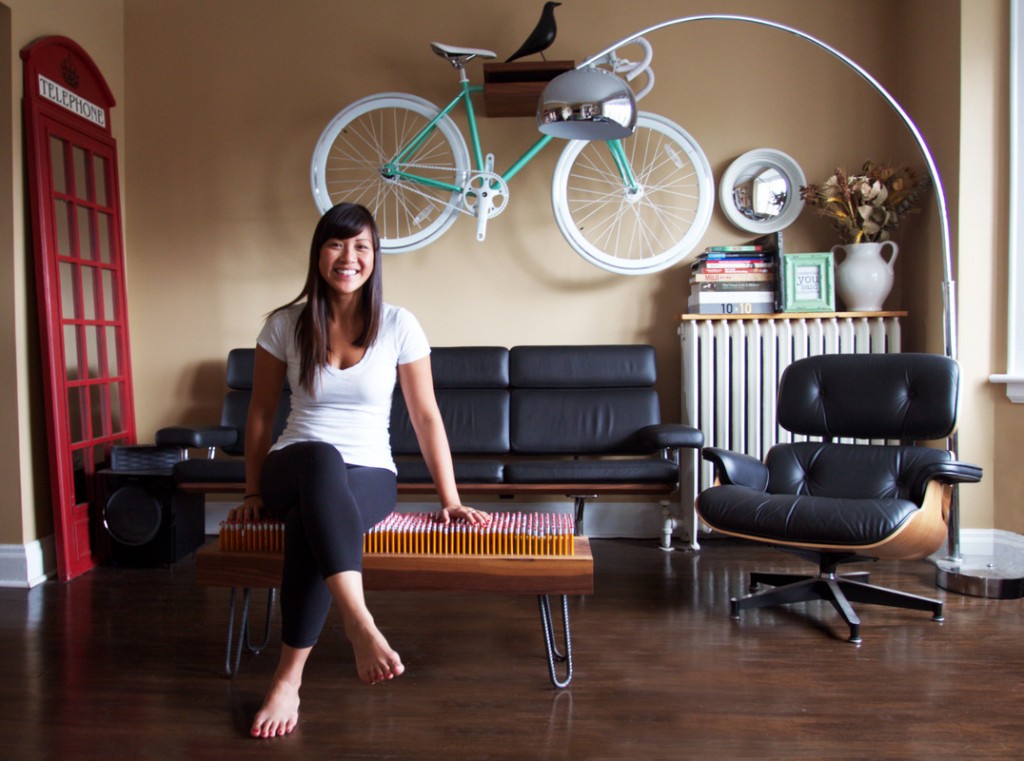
{"left": 831, "top": 241, "right": 898, "bottom": 311}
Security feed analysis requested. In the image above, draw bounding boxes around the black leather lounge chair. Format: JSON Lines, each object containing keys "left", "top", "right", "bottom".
{"left": 695, "top": 352, "right": 983, "bottom": 643}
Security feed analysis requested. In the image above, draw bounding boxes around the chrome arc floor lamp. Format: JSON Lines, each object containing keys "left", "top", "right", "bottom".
{"left": 536, "top": 14, "right": 1024, "bottom": 598}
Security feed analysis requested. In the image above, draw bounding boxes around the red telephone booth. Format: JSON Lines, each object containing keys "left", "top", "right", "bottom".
{"left": 22, "top": 37, "right": 136, "bottom": 581}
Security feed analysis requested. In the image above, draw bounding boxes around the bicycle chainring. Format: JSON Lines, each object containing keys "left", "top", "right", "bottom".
{"left": 460, "top": 171, "right": 509, "bottom": 218}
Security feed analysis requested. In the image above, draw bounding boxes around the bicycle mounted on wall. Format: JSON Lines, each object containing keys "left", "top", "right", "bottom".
{"left": 309, "top": 38, "right": 713, "bottom": 275}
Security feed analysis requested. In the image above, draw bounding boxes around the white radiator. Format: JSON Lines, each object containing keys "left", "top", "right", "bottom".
{"left": 676, "top": 314, "right": 904, "bottom": 548}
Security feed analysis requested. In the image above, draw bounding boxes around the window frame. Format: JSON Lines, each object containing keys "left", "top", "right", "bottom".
{"left": 992, "top": 0, "right": 1024, "bottom": 401}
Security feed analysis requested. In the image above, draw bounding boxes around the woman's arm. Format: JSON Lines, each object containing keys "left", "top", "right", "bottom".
{"left": 397, "top": 356, "right": 488, "bottom": 525}
{"left": 228, "top": 345, "right": 287, "bottom": 523}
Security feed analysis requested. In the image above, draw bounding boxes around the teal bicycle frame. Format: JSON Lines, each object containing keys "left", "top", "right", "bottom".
{"left": 384, "top": 79, "right": 638, "bottom": 195}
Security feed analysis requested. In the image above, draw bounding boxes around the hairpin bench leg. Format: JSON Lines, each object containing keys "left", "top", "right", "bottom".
{"left": 538, "top": 594, "right": 573, "bottom": 688}
{"left": 246, "top": 588, "right": 276, "bottom": 654}
{"left": 224, "top": 587, "right": 246, "bottom": 677}
{"left": 223, "top": 587, "right": 277, "bottom": 678}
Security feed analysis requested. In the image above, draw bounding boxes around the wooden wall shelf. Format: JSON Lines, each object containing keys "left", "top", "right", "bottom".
{"left": 483, "top": 60, "right": 574, "bottom": 118}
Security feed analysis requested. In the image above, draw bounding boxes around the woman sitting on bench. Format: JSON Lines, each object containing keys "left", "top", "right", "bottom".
{"left": 227, "top": 202, "right": 489, "bottom": 739}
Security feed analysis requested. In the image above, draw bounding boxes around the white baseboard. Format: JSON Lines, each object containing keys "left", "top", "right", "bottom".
{"left": 0, "top": 534, "right": 56, "bottom": 588}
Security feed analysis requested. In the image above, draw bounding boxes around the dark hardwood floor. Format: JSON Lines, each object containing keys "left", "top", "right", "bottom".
{"left": 2, "top": 537, "right": 1022, "bottom": 760}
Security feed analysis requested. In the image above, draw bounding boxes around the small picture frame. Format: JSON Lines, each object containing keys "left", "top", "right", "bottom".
{"left": 780, "top": 252, "right": 835, "bottom": 312}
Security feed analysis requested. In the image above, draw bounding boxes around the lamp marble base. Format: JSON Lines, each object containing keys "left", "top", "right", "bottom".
{"left": 934, "top": 532, "right": 1024, "bottom": 599}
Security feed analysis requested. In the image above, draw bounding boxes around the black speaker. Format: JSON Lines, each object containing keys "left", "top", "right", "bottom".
{"left": 100, "top": 447, "right": 205, "bottom": 566}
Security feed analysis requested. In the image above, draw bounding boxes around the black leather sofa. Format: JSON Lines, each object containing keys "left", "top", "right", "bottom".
{"left": 156, "top": 344, "right": 703, "bottom": 531}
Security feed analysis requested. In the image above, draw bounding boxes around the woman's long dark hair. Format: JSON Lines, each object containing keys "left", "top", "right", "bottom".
{"left": 272, "top": 202, "right": 383, "bottom": 395}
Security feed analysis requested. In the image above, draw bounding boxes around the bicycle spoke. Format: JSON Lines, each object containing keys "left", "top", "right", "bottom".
{"left": 552, "top": 112, "right": 713, "bottom": 274}
{"left": 566, "top": 154, "right": 645, "bottom": 260}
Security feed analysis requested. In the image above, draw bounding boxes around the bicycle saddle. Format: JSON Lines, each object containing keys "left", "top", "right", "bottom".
{"left": 431, "top": 42, "right": 497, "bottom": 65}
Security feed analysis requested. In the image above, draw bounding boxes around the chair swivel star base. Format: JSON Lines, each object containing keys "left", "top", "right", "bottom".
{"left": 729, "top": 550, "right": 944, "bottom": 644}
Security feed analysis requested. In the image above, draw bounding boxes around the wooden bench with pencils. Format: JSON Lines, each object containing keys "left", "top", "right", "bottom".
{"left": 196, "top": 511, "right": 594, "bottom": 688}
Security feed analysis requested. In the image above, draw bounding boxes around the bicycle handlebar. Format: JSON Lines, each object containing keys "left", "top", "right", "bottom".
{"left": 588, "top": 36, "right": 655, "bottom": 102}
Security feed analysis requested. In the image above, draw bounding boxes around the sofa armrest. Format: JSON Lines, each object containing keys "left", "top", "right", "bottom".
{"left": 156, "top": 425, "right": 238, "bottom": 451}
{"left": 701, "top": 447, "right": 769, "bottom": 491}
{"left": 634, "top": 424, "right": 703, "bottom": 451}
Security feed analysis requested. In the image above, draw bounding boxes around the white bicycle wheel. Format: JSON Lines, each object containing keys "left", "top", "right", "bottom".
{"left": 551, "top": 112, "right": 714, "bottom": 275}
{"left": 310, "top": 93, "right": 470, "bottom": 254}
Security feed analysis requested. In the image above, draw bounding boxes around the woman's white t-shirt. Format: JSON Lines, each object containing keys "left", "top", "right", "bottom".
{"left": 257, "top": 303, "right": 431, "bottom": 473}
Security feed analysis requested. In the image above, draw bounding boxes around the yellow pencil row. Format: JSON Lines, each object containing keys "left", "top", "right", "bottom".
{"left": 362, "top": 526, "right": 574, "bottom": 556}
{"left": 218, "top": 521, "right": 286, "bottom": 552}
{"left": 364, "top": 512, "right": 575, "bottom": 556}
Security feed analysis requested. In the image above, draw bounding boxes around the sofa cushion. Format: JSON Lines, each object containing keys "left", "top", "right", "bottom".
{"left": 172, "top": 458, "right": 246, "bottom": 484}
{"left": 505, "top": 457, "right": 678, "bottom": 484}
{"left": 430, "top": 346, "right": 509, "bottom": 388}
{"left": 777, "top": 352, "right": 960, "bottom": 441}
{"left": 510, "top": 388, "right": 661, "bottom": 454}
{"left": 697, "top": 484, "right": 920, "bottom": 546}
{"left": 391, "top": 388, "right": 510, "bottom": 455}
{"left": 395, "top": 458, "right": 505, "bottom": 484}
{"left": 765, "top": 442, "right": 954, "bottom": 501}
{"left": 391, "top": 346, "right": 511, "bottom": 456}
{"left": 509, "top": 345, "right": 656, "bottom": 388}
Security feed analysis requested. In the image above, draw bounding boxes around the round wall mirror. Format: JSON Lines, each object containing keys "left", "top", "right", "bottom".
{"left": 718, "top": 148, "right": 806, "bottom": 234}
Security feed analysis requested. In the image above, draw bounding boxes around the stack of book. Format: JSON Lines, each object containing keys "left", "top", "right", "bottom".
{"left": 688, "top": 245, "right": 778, "bottom": 315}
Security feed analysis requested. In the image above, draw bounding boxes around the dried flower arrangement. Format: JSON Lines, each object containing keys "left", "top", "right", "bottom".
{"left": 800, "top": 162, "right": 931, "bottom": 243}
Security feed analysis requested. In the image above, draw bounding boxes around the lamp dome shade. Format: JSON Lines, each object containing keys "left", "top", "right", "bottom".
{"left": 537, "top": 67, "right": 637, "bottom": 140}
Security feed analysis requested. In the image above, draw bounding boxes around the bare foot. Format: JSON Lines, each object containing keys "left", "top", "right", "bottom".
{"left": 251, "top": 678, "right": 301, "bottom": 738}
{"left": 347, "top": 622, "right": 405, "bottom": 684}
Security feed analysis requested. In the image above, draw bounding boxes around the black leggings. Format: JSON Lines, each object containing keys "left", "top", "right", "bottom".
{"left": 260, "top": 442, "right": 396, "bottom": 648}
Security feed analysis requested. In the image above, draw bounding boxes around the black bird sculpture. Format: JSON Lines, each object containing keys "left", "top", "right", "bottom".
{"left": 505, "top": 2, "right": 561, "bottom": 63}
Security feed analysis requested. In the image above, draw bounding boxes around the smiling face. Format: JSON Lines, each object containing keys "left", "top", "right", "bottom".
{"left": 318, "top": 227, "right": 375, "bottom": 297}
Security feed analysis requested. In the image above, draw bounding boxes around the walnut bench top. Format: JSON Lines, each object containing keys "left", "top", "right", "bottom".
{"left": 195, "top": 537, "right": 594, "bottom": 596}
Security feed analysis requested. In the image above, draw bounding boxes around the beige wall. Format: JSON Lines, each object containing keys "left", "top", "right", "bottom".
{"left": 121, "top": 0, "right": 907, "bottom": 429}
{"left": 2, "top": 0, "right": 125, "bottom": 545}
{"left": 3, "top": 0, "right": 1019, "bottom": 548}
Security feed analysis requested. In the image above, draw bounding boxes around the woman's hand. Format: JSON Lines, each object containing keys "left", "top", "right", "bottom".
{"left": 437, "top": 504, "right": 490, "bottom": 526}
{"left": 227, "top": 495, "right": 264, "bottom": 524}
